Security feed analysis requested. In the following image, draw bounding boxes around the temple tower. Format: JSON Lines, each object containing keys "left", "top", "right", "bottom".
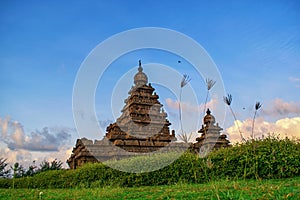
{"left": 105, "top": 60, "right": 176, "bottom": 152}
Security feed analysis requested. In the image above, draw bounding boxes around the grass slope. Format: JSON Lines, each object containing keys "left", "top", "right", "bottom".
{"left": 0, "top": 177, "right": 299, "bottom": 200}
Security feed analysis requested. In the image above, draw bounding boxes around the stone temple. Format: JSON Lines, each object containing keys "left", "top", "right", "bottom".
{"left": 67, "top": 61, "right": 230, "bottom": 169}
{"left": 105, "top": 60, "right": 176, "bottom": 152}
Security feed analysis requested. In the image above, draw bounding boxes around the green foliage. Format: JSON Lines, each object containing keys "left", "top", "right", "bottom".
{"left": 0, "top": 136, "right": 299, "bottom": 189}
{"left": 11, "top": 162, "right": 25, "bottom": 178}
{"left": 24, "top": 165, "right": 37, "bottom": 177}
{"left": 38, "top": 159, "right": 63, "bottom": 173}
{"left": 209, "top": 136, "right": 300, "bottom": 180}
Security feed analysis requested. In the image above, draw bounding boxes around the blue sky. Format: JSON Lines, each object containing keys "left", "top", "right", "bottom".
{"left": 0, "top": 0, "right": 299, "bottom": 167}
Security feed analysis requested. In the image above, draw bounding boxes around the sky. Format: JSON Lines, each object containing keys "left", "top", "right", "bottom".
{"left": 0, "top": 0, "right": 299, "bottom": 168}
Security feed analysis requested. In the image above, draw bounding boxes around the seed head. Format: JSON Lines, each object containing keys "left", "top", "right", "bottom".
{"left": 181, "top": 74, "right": 191, "bottom": 88}
{"left": 223, "top": 94, "right": 232, "bottom": 106}
{"left": 206, "top": 78, "right": 216, "bottom": 91}
{"left": 255, "top": 102, "right": 262, "bottom": 111}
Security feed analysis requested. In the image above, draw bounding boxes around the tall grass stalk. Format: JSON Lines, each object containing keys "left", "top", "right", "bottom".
{"left": 203, "top": 78, "right": 216, "bottom": 116}
{"left": 223, "top": 94, "right": 245, "bottom": 142}
{"left": 179, "top": 74, "right": 191, "bottom": 135}
{"left": 252, "top": 102, "right": 262, "bottom": 139}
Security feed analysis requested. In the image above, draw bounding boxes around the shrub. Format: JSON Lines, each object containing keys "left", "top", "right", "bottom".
{"left": 209, "top": 136, "right": 300, "bottom": 179}
{"left": 0, "top": 136, "right": 298, "bottom": 188}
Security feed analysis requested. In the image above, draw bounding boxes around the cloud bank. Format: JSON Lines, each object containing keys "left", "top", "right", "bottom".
{"left": 0, "top": 117, "right": 72, "bottom": 152}
{"left": 262, "top": 98, "right": 300, "bottom": 117}
{"left": 226, "top": 117, "right": 300, "bottom": 143}
{"left": 0, "top": 117, "right": 76, "bottom": 168}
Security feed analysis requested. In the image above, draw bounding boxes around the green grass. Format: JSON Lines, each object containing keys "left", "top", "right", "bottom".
{"left": 1, "top": 177, "right": 299, "bottom": 200}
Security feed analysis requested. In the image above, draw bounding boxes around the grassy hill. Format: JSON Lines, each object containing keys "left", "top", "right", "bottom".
{"left": 0, "top": 136, "right": 299, "bottom": 199}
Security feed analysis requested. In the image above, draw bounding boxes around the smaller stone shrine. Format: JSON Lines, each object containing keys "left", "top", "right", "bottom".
{"left": 193, "top": 109, "right": 231, "bottom": 151}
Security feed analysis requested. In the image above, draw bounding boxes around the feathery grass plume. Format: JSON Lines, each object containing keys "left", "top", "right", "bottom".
{"left": 181, "top": 74, "right": 191, "bottom": 88}
{"left": 178, "top": 132, "right": 194, "bottom": 143}
{"left": 203, "top": 78, "right": 216, "bottom": 116}
{"left": 252, "top": 102, "right": 262, "bottom": 139}
{"left": 223, "top": 94, "right": 245, "bottom": 142}
{"left": 179, "top": 74, "right": 191, "bottom": 134}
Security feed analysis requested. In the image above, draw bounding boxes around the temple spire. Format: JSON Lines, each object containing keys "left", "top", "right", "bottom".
{"left": 206, "top": 108, "right": 211, "bottom": 115}
{"left": 138, "top": 60, "right": 143, "bottom": 72}
{"left": 134, "top": 60, "right": 148, "bottom": 86}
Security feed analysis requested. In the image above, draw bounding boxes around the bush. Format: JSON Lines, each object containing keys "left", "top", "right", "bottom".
{"left": 0, "top": 136, "right": 299, "bottom": 188}
{"left": 209, "top": 136, "right": 300, "bottom": 179}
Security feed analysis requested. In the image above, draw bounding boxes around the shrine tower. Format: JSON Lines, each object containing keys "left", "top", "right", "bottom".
{"left": 193, "top": 109, "right": 230, "bottom": 151}
{"left": 105, "top": 60, "right": 176, "bottom": 152}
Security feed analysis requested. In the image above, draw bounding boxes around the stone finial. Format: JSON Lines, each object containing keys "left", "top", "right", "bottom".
{"left": 206, "top": 108, "right": 211, "bottom": 115}
{"left": 138, "top": 60, "right": 142, "bottom": 72}
{"left": 134, "top": 60, "right": 148, "bottom": 86}
{"left": 204, "top": 108, "right": 216, "bottom": 126}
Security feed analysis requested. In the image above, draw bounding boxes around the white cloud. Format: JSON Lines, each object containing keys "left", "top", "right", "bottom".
{"left": 289, "top": 77, "right": 300, "bottom": 82}
{"left": 262, "top": 98, "right": 300, "bottom": 117}
{"left": 226, "top": 117, "right": 300, "bottom": 143}
{"left": 0, "top": 117, "right": 72, "bottom": 151}
{"left": 0, "top": 147, "right": 32, "bottom": 165}
{"left": 0, "top": 116, "right": 76, "bottom": 168}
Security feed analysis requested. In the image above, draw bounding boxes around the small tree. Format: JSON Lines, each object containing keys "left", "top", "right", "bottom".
{"left": 11, "top": 162, "right": 25, "bottom": 178}
{"left": 11, "top": 162, "right": 25, "bottom": 188}
{"left": 24, "top": 161, "right": 37, "bottom": 177}
{"left": 39, "top": 160, "right": 50, "bottom": 172}
{"left": 0, "top": 158, "right": 10, "bottom": 178}
{"left": 50, "top": 159, "right": 63, "bottom": 170}
{"left": 38, "top": 159, "right": 63, "bottom": 173}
